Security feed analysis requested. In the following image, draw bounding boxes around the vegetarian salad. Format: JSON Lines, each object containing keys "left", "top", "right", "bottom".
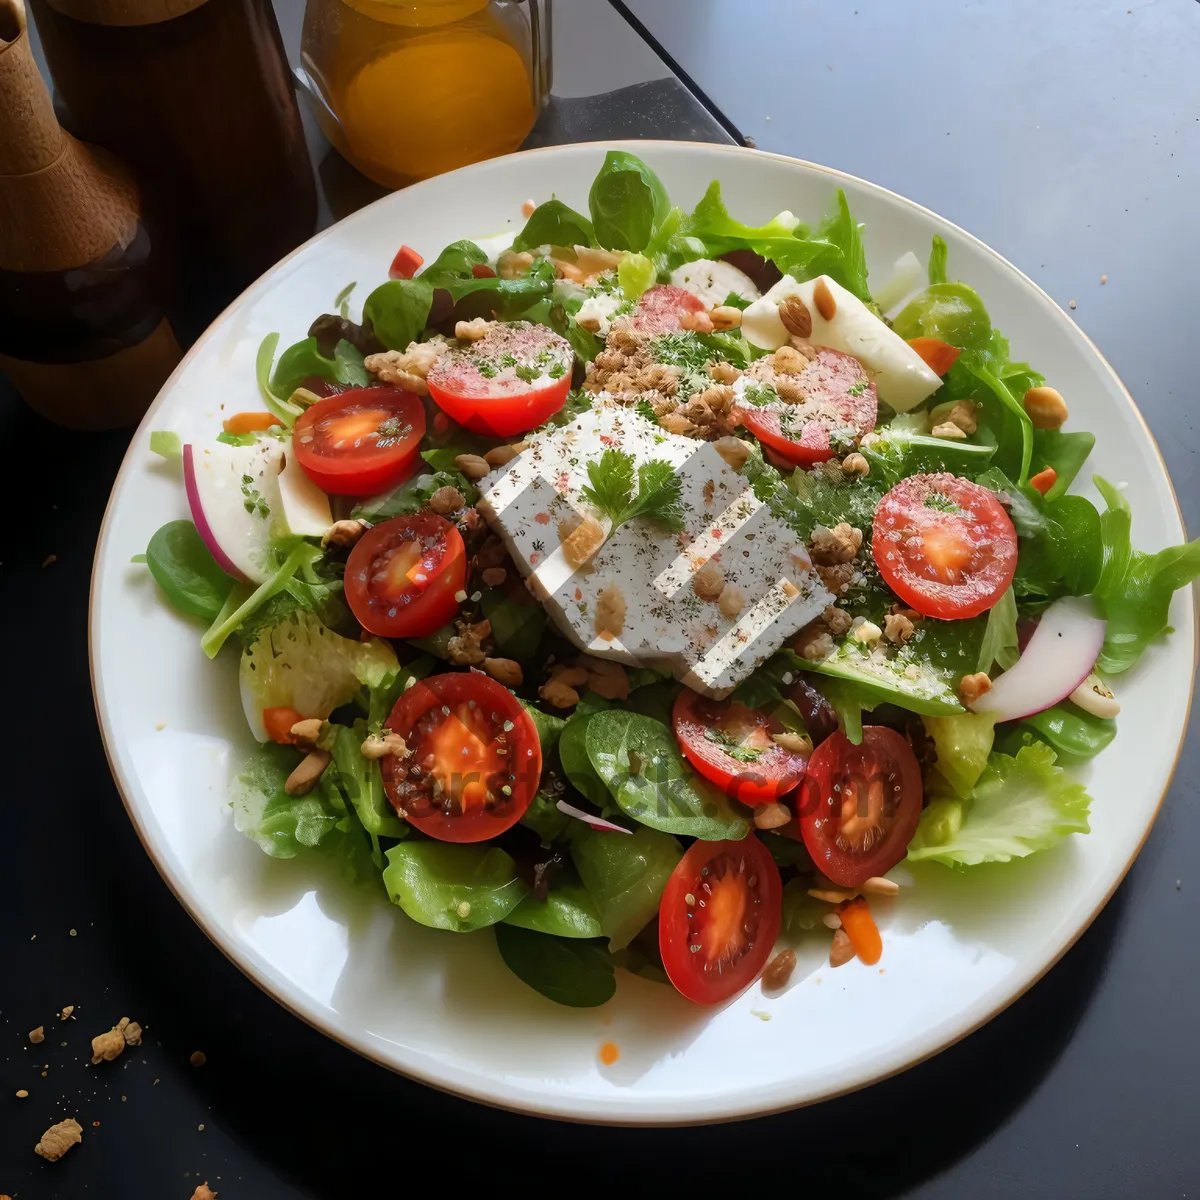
{"left": 138, "top": 151, "right": 1200, "bottom": 1010}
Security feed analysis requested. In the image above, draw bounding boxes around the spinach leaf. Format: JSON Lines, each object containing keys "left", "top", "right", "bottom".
{"left": 362, "top": 277, "right": 435, "bottom": 352}
{"left": 568, "top": 823, "right": 682, "bottom": 950}
{"left": 1092, "top": 475, "right": 1200, "bottom": 673}
{"left": 270, "top": 336, "right": 338, "bottom": 397}
{"left": 588, "top": 150, "right": 672, "bottom": 252}
{"left": 480, "top": 587, "right": 546, "bottom": 660}
{"left": 1001, "top": 703, "right": 1116, "bottom": 762}
{"left": 570, "top": 711, "right": 751, "bottom": 840}
{"left": 382, "top": 841, "right": 527, "bottom": 932}
{"left": 494, "top": 924, "right": 616, "bottom": 1008}
{"left": 328, "top": 723, "right": 407, "bottom": 838}
{"left": 513, "top": 198, "right": 595, "bottom": 252}
{"left": 333, "top": 338, "right": 370, "bottom": 387}
{"left": 145, "top": 520, "right": 234, "bottom": 622}
{"left": 503, "top": 873, "right": 603, "bottom": 938}
{"left": 520, "top": 781, "right": 571, "bottom": 844}
{"left": 1031, "top": 428, "right": 1095, "bottom": 498}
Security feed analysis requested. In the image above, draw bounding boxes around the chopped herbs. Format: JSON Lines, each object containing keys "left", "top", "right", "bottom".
{"left": 704, "top": 727, "right": 763, "bottom": 762}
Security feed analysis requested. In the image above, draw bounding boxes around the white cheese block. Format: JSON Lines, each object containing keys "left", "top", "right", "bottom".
{"left": 576, "top": 291, "right": 626, "bottom": 337}
{"left": 476, "top": 398, "right": 831, "bottom": 697}
{"left": 669, "top": 258, "right": 761, "bottom": 309}
{"left": 741, "top": 274, "right": 942, "bottom": 411}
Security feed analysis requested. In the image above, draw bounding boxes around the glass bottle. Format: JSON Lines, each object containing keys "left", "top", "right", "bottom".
{"left": 299, "top": 0, "right": 552, "bottom": 189}
{"left": 0, "top": 0, "right": 180, "bottom": 430}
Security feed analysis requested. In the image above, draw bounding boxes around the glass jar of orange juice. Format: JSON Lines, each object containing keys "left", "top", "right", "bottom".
{"left": 300, "top": 0, "right": 551, "bottom": 188}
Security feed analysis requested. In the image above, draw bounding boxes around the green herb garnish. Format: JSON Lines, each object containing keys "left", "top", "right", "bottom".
{"left": 704, "top": 727, "right": 763, "bottom": 762}
{"left": 581, "top": 448, "right": 685, "bottom": 534}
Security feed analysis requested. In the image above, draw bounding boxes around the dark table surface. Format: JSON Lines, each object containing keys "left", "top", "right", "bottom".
{"left": 3, "top": 2, "right": 1198, "bottom": 1197}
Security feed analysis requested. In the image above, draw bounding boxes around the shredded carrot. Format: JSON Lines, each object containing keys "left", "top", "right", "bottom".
{"left": 1029, "top": 466, "right": 1058, "bottom": 496}
{"left": 906, "top": 336, "right": 962, "bottom": 376}
{"left": 263, "top": 706, "right": 304, "bottom": 744}
{"left": 838, "top": 897, "right": 883, "bottom": 966}
{"left": 223, "top": 411, "right": 281, "bottom": 434}
{"left": 599, "top": 1041, "right": 620, "bottom": 1066}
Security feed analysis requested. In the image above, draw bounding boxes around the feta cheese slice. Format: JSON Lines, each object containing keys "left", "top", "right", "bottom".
{"left": 741, "top": 273, "right": 942, "bottom": 411}
{"left": 477, "top": 398, "right": 831, "bottom": 697}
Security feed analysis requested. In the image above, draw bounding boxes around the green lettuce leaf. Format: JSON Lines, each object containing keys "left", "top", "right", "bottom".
{"left": 1092, "top": 475, "right": 1200, "bottom": 673}
{"left": 922, "top": 712, "right": 996, "bottom": 798}
{"left": 928, "top": 235, "right": 948, "bottom": 285}
{"left": 907, "top": 742, "right": 1091, "bottom": 866}
{"left": 977, "top": 587, "right": 1019, "bottom": 674}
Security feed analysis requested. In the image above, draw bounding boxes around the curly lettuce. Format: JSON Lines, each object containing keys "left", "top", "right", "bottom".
{"left": 907, "top": 742, "right": 1091, "bottom": 867}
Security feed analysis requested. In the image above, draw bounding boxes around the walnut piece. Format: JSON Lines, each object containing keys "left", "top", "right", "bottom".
{"left": 539, "top": 679, "right": 581, "bottom": 709}
{"left": 883, "top": 612, "right": 916, "bottom": 645}
{"left": 816, "top": 562, "right": 856, "bottom": 596}
{"left": 580, "top": 655, "right": 630, "bottom": 700}
{"left": 823, "top": 604, "right": 854, "bottom": 636}
{"left": 191, "top": 1184, "right": 219, "bottom": 1200}
{"left": 959, "top": 671, "right": 993, "bottom": 705}
{"left": 455, "top": 317, "right": 492, "bottom": 341}
{"left": 91, "top": 1026, "right": 126, "bottom": 1065}
{"left": 446, "top": 619, "right": 491, "bottom": 666}
{"left": 117, "top": 1016, "right": 142, "bottom": 1047}
{"left": 34, "top": 1118, "right": 82, "bottom": 1162}
{"left": 364, "top": 344, "right": 437, "bottom": 394}
{"left": 809, "top": 522, "right": 863, "bottom": 565}
{"left": 321, "top": 519, "right": 367, "bottom": 549}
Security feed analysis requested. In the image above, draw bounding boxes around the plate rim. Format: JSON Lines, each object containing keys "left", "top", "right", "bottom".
{"left": 88, "top": 138, "right": 1197, "bottom": 1126}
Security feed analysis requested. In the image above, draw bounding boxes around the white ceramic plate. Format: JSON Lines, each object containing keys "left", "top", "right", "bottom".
{"left": 91, "top": 141, "right": 1195, "bottom": 1124}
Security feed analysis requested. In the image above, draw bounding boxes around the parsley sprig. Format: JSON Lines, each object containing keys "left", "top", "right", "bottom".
{"left": 581, "top": 449, "right": 685, "bottom": 534}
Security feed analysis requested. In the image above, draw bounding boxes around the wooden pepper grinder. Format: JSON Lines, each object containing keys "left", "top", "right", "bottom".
{"left": 0, "top": 0, "right": 181, "bottom": 429}
{"left": 29, "top": 0, "right": 318, "bottom": 328}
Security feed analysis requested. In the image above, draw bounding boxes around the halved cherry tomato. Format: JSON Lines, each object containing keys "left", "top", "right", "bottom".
{"left": 292, "top": 387, "right": 425, "bottom": 496}
{"left": 872, "top": 472, "right": 1017, "bottom": 620}
{"left": 659, "top": 837, "right": 782, "bottom": 1005}
{"left": 389, "top": 244, "right": 424, "bottom": 280}
{"left": 223, "top": 411, "right": 281, "bottom": 434}
{"left": 471, "top": 263, "right": 496, "bottom": 279}
{"left": 906, "top": 336, "right": 962, "bottom": 376}
{"left": 263, "top": 706, "right": 304, "bottom": 744}
{"left": 738, "top": 347, "right": 878, "bottom": 468}
{"left": 344, "top": 513, "right": 465, "bottom": 638}
{"left": 672, "top": 689, "right": 808, "bottom": 806}
{"left": 426, "top": 321, "right": 573, "bottom": 436}
{"left": 381, "top": 672, "right": 540, "bottom": 843}
{"left": 1029, "top": 466, "right": 1058, "bottom": 496}
{"left": 797, "top": 727, "right": 922, "bottom": 888}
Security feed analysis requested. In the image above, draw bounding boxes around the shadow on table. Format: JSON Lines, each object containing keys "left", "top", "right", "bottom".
{"left": 111, "top": 803, "right": 1126, "bottom": 1198}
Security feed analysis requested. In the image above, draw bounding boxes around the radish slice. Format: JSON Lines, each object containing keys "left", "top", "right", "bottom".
{"left": 970, "top": 596, "right": 1106, "bottom": 722}
{"left": 184, "top": 440, "right": 284, "bottom": 584}
{"left": 555, "top": 798, "right": 632, "bottom": 835}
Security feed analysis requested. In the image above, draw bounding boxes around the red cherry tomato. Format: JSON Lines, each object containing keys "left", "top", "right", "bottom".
{"left": 872, "top": 472, "right": 1017, "bottom": 619}
{"left": 344, "top": 514, "right": 465, "bottom": 638}
{"left": 797, "top": 727, "right": 922, "bottom": 888}
{"left": 659, "top": 837, "right": 782, "bottom": 1005}
{"left": 672, "top": 689, "right": 809, "bottom": 806}
{"left": 381, "top": 672, "right": 540, "bottom": 843}
{"left": 426, "top": 321, "right": 573, "bottom": 437}
{"left": 738, "top": 347, "right": 877, "bottom": 467}
{"left": 292, "top": 387, "right": 425, "bottom": 497}
{"left": 389, "top": 244, "right": 424, "bottom": 279}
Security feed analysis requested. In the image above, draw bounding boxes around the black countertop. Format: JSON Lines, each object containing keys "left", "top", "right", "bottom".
{"left": 3, "top": 2, "right": 1198, "bottom": 1197}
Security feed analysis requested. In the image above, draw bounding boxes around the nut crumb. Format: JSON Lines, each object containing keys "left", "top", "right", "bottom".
{"left": 118, "top": 1016, "right": 142, "bottom": 1046}
{"left": 191, "top": 1185, "right": 219, "bottom": 1200}
{"left": 1100, "top": 273, "right": 1108, "bottom": 285}
{"left": 91, "top": 1025, "right": 127, "bottom": 1065}
{"left": 42, "top": 554, "right": 57, "bottom": 568}
{"left": 190, "top": 1051, "right": 207, "bottom": 1068}
{"left": 1068, "top": 299, "right": 1077, "bottom": 309}
{"left": 29, "top": 1026, "right": 44, "bottom": 1044}
{"left": 58, "top": 1005, "right": 74, "bottom": 1021}
{"left": 15, "top": 1089, "right": 28, "bottom": 1098}
{"left": 762, "top": 948, "right": 798, "bottom": 990}
{"left": 829, "top": 928, "right": 855, "bottom": 968}
{"left": 34, "top": 1117, "right": 82, "bottom": 1162}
